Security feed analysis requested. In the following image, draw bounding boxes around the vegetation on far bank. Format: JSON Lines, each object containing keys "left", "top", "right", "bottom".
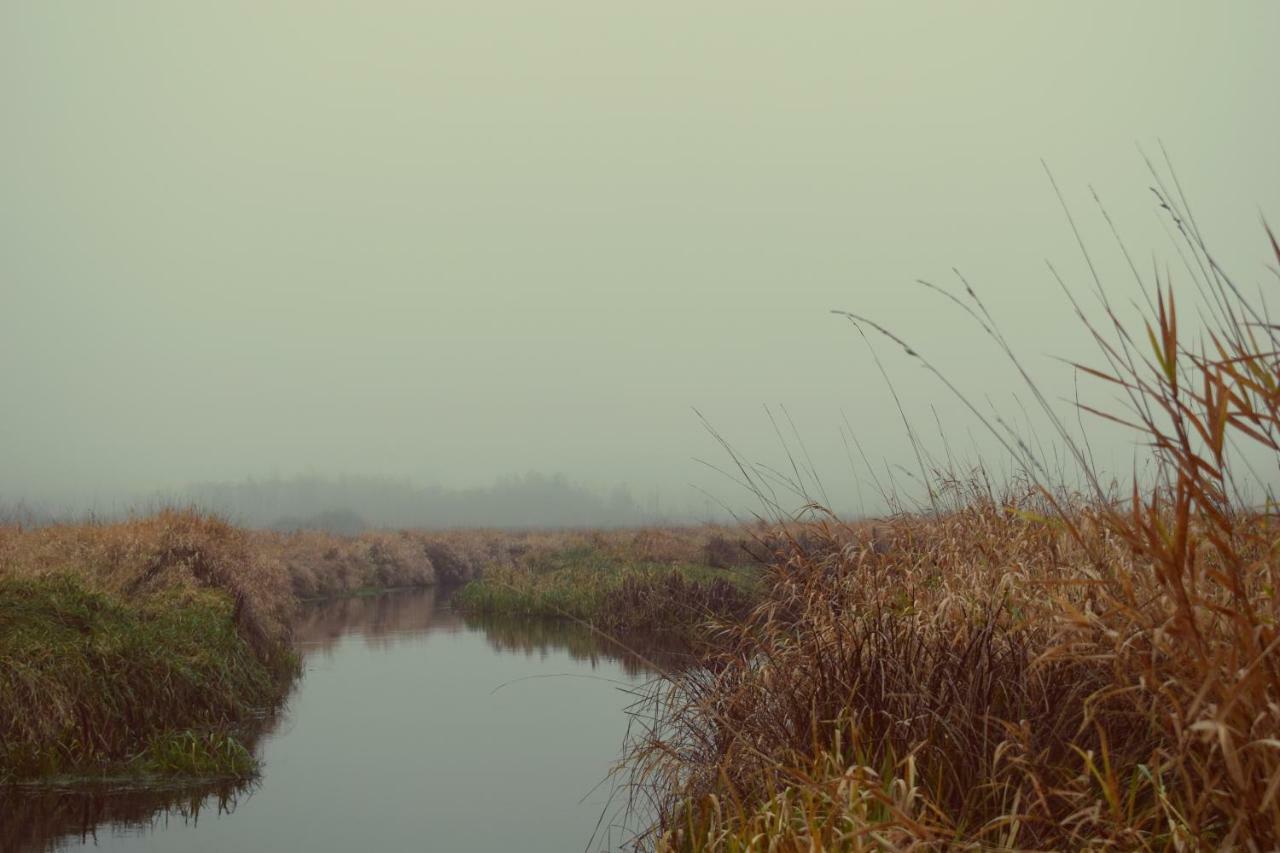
{"left": 453, "top": 535, "right": 764, "bottom": 652}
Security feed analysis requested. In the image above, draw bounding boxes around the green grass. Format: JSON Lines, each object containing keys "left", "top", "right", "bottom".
{"left": 135, "top": 730, "right": 257, "bottom": 777}
{"left": 0, "top": 576, "right": 293, "bottom": 783}
{"left": 453, "top": 546, "right": 761, "bottom": 650}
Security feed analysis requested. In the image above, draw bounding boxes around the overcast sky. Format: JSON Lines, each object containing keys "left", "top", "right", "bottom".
{"left": 2, "top": 2, "right": 1278, "bottom": 515}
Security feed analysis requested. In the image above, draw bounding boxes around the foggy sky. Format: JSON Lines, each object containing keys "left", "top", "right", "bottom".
{"left": 3, "top": 3, "right": 1278, "bottom": 518}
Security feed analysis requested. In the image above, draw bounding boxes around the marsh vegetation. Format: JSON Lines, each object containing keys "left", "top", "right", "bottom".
{"left": 453, "top": 531, "right": 763, "bottom": 653}
{"left": 619, "top": 190, "right": 1280, "bottom": 849}
{"left": 4, "top": 176, "right": 1276, "bottom": 850}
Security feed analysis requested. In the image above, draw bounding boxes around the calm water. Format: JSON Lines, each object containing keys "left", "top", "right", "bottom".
{"left": 7, "top": 589, "right": 654, "bottom": 852}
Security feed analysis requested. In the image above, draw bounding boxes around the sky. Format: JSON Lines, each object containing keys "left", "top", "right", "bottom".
{"left": 2, "top": 2, "right": 1278, "bottom": 517}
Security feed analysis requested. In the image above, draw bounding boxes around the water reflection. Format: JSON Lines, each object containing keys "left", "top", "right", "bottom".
{"left": 6, "top": 588, "right": 653, "bottom": 853}
{"left": 293, "top": 586, "right": 456, "bottom": 654}
{"left": 0, "top": 780, "right": 252, "bottom": 853}
{"left": 463, "top": 611, "right": 658, "bottom": 678}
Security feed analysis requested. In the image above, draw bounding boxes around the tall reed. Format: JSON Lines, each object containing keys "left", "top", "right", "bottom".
{"left": 624, "top": 167, "right": 1280, "bottom": 849}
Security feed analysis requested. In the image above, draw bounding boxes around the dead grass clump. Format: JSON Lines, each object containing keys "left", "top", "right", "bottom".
{"left": 251, "top": 529, "right": 439, "bottom": 599}
{"left": 701, "top": 534, "right": 748, "bottom": 569}
{"left": 419, "top": 540, "right": 471, "bottom": 584}
{"left": 631, "top": 507, "right": 1129, "bottom": 849}
{"left": 248, "top": 529, "right": 361, "bottom": 600}
{"left": 640, "top": 505, "right": 1206, "bottom": 847}
{"left": 358, "top": 530, "right": 436, "bottom": 589}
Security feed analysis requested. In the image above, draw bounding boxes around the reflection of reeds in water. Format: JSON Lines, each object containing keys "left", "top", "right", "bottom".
{"left": 291, "top": 587, "right": 462, "bottom": 657}
{"left": 462, "top": 611, "right": 673, "bottom": 678}
{"left": 295, "top": 588, "right": 674, "bottom": 676}
{"left": 2, "top": 711, "right": 282, "bottom": 853}
{"left": 1, "top": 777, "right": 256, "bottom": 853}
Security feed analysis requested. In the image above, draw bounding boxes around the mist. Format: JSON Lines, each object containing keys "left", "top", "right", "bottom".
{"left": 3, "top": 2, "right": 1278, "bottom": 521}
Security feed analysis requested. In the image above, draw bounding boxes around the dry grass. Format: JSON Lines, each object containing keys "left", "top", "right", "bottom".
{"left": 0, "top": 511, "right": 298, "bottom": 782}
{"left": 624, "top": 182, "right": 1280, "bottom": 849}
{"left": 0, "top": 510, "right": 295, "bottom": 667}
{"left": 251, "top": 528, "right": 443, "bottom": 600}
{"left": 627, "top": 506, "right": 1163, "bottom": 849}
{"left": 247, "top": 524, "right": 739, "bottom": 600}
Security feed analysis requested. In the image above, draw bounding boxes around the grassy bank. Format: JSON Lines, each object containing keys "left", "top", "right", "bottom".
{"left": 1, "top": 577, "right": 273, "bottom": 781}
{"left": 0, "top": 512, "right": 298, "bottom": 784}
{"left": 453, "top": 530, "right": 764, "bottom": 652}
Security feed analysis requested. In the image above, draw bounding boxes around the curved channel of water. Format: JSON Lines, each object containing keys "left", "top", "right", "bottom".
{"left": 7, "top": 588, "right": 653, "bottom": 852}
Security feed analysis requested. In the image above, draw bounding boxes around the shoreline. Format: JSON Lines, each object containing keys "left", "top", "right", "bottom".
{"left": 0, "top": 513, "right": 760, "bottom": 787}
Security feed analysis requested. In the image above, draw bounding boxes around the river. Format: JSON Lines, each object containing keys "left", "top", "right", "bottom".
{"left": 6, "top": 588, "right": 654, "bottom": 852}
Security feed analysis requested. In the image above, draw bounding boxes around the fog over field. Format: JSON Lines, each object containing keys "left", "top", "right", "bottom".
{"left": 2, "top": 3, "right": 1278, "bottom": 522}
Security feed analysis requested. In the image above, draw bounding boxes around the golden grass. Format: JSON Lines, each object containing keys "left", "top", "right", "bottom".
{"left": 625, "top": 187, "right": 1280, "bottom": 849}
{"left": 0, "top": 509, "right": 295, "bottom": 661}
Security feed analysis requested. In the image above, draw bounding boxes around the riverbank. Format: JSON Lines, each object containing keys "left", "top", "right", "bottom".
{"left": 0, "top": 512, "right": 764, "bottom": 785}
{"left": 453, "top": 534, "right": 764, "bottom": 653}
{"left": 0, "top": 512, "right": 298, "bottom": 785}
{"left": 625, "top": 499, "right": 1280, "bottom": 850}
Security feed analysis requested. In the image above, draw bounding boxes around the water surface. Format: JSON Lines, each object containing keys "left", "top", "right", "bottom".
{"left": 8, "top": 589, "right": 651, "bottom": 852}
